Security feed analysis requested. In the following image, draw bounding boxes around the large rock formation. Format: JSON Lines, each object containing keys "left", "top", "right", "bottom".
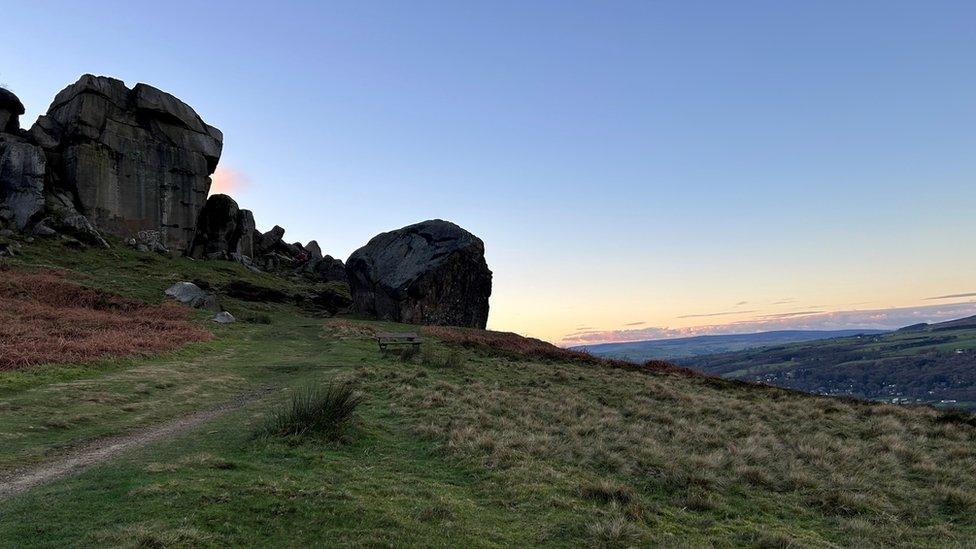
{"left": 31, "top": 75, "right": 223, "bottom": 251}
{"left": 346, "top": 219, "right": 491, "bottom": 328}
{"left": 0, "top": 137, "right": 45, "bottom": 230}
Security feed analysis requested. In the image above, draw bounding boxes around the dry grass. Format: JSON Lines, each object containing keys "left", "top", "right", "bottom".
{"left": 420, "top": 325, "right": 680, "bottom": 372}
{"left": 0, "top": 268, "right": 211, "bottom": 370}
{"left": 368, "top": 341, "right": 976, "bottom": 545}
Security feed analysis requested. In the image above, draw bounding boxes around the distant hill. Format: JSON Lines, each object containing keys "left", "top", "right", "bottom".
{"left": 681, "top": 317, "right": 976, "bottom": 410}
{"left": 572, "top": 329, "right": 887, "bottom": 361}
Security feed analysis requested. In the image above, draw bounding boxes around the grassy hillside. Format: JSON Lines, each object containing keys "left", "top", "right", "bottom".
{"left": 682, "top": 323, "right": 976, "bottom": 410}
{"left": 574, "top": 330, "right": 888, "bottom": 361}
{"left": 1, "top": 237, "right": 975, "bottom": 546}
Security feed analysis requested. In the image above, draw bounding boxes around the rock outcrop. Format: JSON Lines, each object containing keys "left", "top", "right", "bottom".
{"left": 33, "top": 75, "right": 223, "bottom": 252}
{"left": 0, "top": 136, "right": 46, "bottom": 230}
{"left": 0, "top": 88, "right": 25, "bottom": 134}
{"left": 188, "top": 193, "right": 256, "bottom": 260}
{"left": 346, "top": 219, "right": 491, "bottom": 328}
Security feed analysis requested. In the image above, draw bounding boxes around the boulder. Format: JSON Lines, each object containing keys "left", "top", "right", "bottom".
{"left": 346, "top": 219, "right": 492, "bottom": 328}
{"left": 211, "top": 311, "right": 236, "bottom": 323}
{"left": 235, "top": 209, "right": 255, "bottom": 258}
{"left": 255, "top": 225, "right": 285, "bottom": 255}
{"left": 188, "top": 194, "right": 239, "bottom": 259}
{"left": 313, "top": 255, "right": 348, "bottom": 283}
{"left": 164, "top": 281, "right": 220, "bottom": 312}
{"left": 0, "top": 136, "right": 46, "bottom": 230}
{"left": 0, "top": 88, "right": 25, "bottom": 134}
{"left": 306, "top": 240, "right": 323, "bottom": 261}
{"left": 38, "top": 75, "right": 222, "bottom": 252}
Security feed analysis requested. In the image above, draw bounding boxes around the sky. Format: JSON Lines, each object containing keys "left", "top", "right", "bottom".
{"left": 4, "top": 1, "right": 976, "bottom": 344}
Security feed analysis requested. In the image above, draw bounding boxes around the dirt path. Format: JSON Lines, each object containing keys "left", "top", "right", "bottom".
{"left": 0, "top": 387, "right": 275, "bottom": 501}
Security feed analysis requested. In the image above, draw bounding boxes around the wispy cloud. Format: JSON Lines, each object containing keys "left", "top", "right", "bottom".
{"left": 754, "top": 310, "right": 824, "bottom": 320}
{"left": 926, "top": 292, "right": 976, "bottom": 300}
{"left": 623, "top": 321, "right": 645, "bottom": 326}
{"left": 561, "top": 302, "right": 976, "bottom": 346}
{"left": 209, "top": 165, "right": 253, "bottom": 196}
{"left": 772, "top": 298, "right": 797, "bottom": 305}
{"left": 678, "top": 310, "right": 757, "bottom": 319}
{"left": 735, "top": 301, "right": 748, "bottom": 306}
{"left": 575, "top": 326, "right": 595, "bottom": 331}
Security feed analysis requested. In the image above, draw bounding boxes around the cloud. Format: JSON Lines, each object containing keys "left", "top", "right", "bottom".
{"left": 209, "top": 165, "right": 252, "bottom": 196}
{"left": 623, "top": 321, "right": 646, "bottom": 326}
{"left": 735, "top": 301, "right": 748, "bottom": 306}
{"left": 560, "top": 301, "right": 976, "bottom": 346}
{"left": 926, "top": 292, "right": 976, "bottom": 300}
{"left": 575, "top": 326, "right": 595, "bottom": 331}
{"left": 753, "top": 310, "right": 823, "bottom": 320}
{"left": 772, "top": 298, "right": 797, "bottom": 305}
{"left": 678, "top": 310, "right": 758, "bottom": 319}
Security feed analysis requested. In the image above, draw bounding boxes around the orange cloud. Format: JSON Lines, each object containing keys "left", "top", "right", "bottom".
{"left": 209, "top": 165, "right": 252, "bottom": 196}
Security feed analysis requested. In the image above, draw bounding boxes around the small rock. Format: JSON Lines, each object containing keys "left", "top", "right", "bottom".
{"left": 136, "top": 244, "right": 150, "bottom": 253}
{"left": 211, "top": 311, "right": 236, "bottom": 323}
{"left": 32, "top": 221, "right": 57, "bottom": 236}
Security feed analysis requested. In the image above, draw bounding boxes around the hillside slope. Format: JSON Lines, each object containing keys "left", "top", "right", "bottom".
{"left": 0, "top": 238, "right": 975, "bottom": 546}
{"left": 682, "top": 322, "right": 976, "bottom": 409}
{"left": 574, "top": 329, "right": 887, "bottom": 361}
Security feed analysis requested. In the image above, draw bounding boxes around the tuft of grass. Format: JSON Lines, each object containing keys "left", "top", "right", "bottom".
{"left": 581, "top": 479, "right": 634, "bottom": 505}
{"left": 262, "top": 381, "right": 362, "bottom": 440}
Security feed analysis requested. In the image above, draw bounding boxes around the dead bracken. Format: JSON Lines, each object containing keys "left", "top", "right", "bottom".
{"left": 0, "top": 268, "right": 212, "bottom": 370}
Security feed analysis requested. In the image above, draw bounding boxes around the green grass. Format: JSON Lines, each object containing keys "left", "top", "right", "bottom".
{"left": 1, "top": 238, "right": 976, "bottom": 546}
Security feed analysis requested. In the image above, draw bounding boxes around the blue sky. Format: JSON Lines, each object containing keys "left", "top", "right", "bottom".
{"left": 4, "top": 1, "right": 976, "bottom": 342}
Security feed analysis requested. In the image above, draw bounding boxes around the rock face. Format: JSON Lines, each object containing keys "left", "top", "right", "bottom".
{"left": 0, "top": 136, "right": 46, "bottom": 229}
{"left": 346, "top": 220, "right": 491, "bottom": 328}
{"left": 35, "top": 75, "right": 222, "bottom": 252}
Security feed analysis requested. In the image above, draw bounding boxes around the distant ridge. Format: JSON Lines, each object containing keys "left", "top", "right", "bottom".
{"left": 572, "top": 329, "right": 888, "bottom": 361}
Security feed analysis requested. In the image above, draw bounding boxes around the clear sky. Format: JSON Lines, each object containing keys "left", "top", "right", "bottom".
{"left": 4, "top": 1, "right": 976, "bottom": 344}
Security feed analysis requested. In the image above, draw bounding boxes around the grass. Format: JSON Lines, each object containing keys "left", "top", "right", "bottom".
{"left": 0, "top": 237, "right": 975, "bottom": 546}
{"left": 262, "top": 381, "right": 362, "bottom": 439}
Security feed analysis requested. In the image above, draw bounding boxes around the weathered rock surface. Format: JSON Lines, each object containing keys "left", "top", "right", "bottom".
{"left": 0, "top": 136, "right": 46, "bottom": 229}
{"left": 189, "top": 194, "right": 240, "bottom": 259}
{"left": 211, "top": 311, "right": 236, "bottom": 323}
{"left": 0, "top": 88, "right": 25, "bottom": 133}
{"left": 235, "top": 209, "right": 255, "bottom": 258}
{"left": 164, "top": 281, "right": 220, "bottom": 312}
{"left": 346, "top": 219, "right": 491, "bottom": 328}
{"left": 313, "top": 255, "right": 348, "bottom": 283}
{"left": 37, "top": 75, "right": 222, "bottom": 251}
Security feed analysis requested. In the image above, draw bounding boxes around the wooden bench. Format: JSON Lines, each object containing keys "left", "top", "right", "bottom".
{"left": 376, "top": 332, "right": 422, "bottom": 351}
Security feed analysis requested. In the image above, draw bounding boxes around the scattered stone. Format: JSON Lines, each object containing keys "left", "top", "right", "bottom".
{"left": 164, "top": 282, "right": 220, "bottom": 312}
{"left": 211, "top": 311, "right": 236, "bottom": 323}
{"left": 346, "top": 219, "right": 492, "bottom": 328}
{"left": 32, "top": 220, "right": 57, "bottom": 236}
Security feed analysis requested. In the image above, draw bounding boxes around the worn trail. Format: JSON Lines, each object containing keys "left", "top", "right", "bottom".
{"left": 0, "top": 387, "right": 274, "bottom": 501}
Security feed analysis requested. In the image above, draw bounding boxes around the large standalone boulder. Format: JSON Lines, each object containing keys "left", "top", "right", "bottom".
{"left": 34, "top": 75, "right": 222, "bottom": 252}
{"left": 346, "top": 219, "right": 492, "bottom": 328}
